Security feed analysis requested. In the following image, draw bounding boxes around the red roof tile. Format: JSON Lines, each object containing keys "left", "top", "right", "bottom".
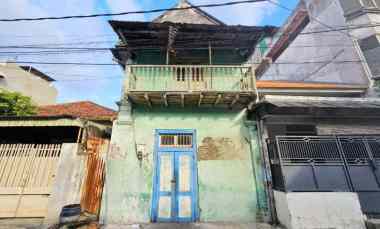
{"left": 38, "top": 101, "right": 116, "bottom": 120}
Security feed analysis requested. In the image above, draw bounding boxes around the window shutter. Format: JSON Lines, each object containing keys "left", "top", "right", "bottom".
{"left": 339, "top": 0, "right": 362, "bottom": 14}
{"left": 359, "top": 35, "right": 380, "bottom": 78}
{"left": 361, "top": 0, "right": 376, "bottom": 8}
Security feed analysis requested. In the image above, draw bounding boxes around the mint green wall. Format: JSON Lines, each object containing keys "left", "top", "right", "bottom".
{"left": 101, "top": 106, "right": 267, "bottom": 224}
{"left": 133, "top": 49, "right": 246, "bottom": 65}
{"left": 131, "top": 67, "right": 248, "bottom": 91}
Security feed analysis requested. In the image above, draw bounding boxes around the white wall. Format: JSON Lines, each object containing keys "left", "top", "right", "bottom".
{"left": 0, "top": 63, "right": 57, "bottom": 105}
{"left": 44, "top": 143, "right": 85, "bottom": 226}
{"left": 261, "top": 0, "right": 370, "bottom": 85}
{"left": 274, "top": 191, "right": 366, "bottom": 229}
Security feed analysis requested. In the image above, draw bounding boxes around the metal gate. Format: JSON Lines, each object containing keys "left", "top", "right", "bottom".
{"left": 0, "top": 144, "right": 62, "bottom": 217}
{"left": 274, "top": 136, "right": 380, "bottom": 215}
{"left": 81, "top": 137, "right": 108, "bottom": 215}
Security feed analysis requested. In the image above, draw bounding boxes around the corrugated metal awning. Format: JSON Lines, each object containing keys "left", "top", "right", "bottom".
{"left": 0, "top": 117, "right": 83, "bottom": 127}
{"left": 261, "top": 95, "right": 380, "bottom": 109}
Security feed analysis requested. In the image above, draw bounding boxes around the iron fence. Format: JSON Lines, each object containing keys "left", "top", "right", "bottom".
{"left": 272, "top": 135, "right": 380, "bottom": 215}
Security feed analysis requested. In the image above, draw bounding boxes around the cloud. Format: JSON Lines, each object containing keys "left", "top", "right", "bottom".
{"left": 0, "top": 0, "right": 281, "bottom": 108}
{"left": 190, "top": 0, "right": 279, "bottom": 25}
{"left": 105, "top": 0, "right": 146, "bottom": 21}
{"left": 0, "top": 0, "right": 146, "bottom": 108}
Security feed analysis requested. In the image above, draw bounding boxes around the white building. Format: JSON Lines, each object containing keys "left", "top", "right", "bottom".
{"left": 0, "top": 62, "right": 57, "bottom": 105}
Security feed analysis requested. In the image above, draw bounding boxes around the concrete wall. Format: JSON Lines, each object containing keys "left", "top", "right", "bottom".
{"left": 345, "top": 11, "right": 380, "bottom": 89}
{"left": 274, "top": 191, "right": 366, "bottom": 229}
{"left": 44, "top": 143, "right": 85, "bottom": 225}
{"left": 261, "top": 0, "right": 370, "bottom": 85}
{"left": 0, "top": 63, "right": 57, "bottom": 105}
{"left": 101, "top": 104, "right": 266, "bottom": 225}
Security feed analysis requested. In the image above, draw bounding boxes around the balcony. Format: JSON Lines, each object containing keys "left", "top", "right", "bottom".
{"left": 125, "top": 65, "right": 257, "bottom": 108}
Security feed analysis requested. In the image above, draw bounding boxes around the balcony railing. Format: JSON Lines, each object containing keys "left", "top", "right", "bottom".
{"left": 126, "top": 65, "right": 255, "bottom": 92}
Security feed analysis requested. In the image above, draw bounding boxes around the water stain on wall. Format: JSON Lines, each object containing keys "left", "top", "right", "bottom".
{"left": 198, "top": 137, "right": 246, "bottom": 160}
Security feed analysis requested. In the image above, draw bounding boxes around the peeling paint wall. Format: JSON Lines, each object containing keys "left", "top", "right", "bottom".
{"left": 45, "top": 143, "right": 85, "bottom": 225}
{"left": 101, "top": 106, "right": 266, "bottom": 224}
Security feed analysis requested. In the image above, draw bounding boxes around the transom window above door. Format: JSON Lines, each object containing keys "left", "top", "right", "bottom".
{"left": 159, "top": 134, "right": 193, "bottom": 148}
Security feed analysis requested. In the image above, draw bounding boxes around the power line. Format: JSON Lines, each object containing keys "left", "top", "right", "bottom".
{"left": 5, "top": 61, "right": 119, "bottom": 66}
{"left": 267, "top": 0, "right": 358, "bottom": 40}
{"left": 0, "top": 0, "right": 266, "bottom": 22}
{"left": 1, "top": 22, "right": 380, "bottom": 52}
{"left": 3, "top": 59, "right": 373, "bottom": 66}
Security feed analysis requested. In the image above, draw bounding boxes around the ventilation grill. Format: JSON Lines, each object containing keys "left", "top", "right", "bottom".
{"left": 160, "top": 134, "right": 192, "bottom": 148}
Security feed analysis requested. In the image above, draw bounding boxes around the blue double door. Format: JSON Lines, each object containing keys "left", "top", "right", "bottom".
{"left": 152, "top": 130, "right": 198, "bottom": 222}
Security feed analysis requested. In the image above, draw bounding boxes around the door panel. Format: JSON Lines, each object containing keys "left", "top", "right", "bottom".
{"left": 178, "top": 196, "right": 192, "bottom": 218}
{"left": 157, "top": 153, "right": 174, "bottom": 221}
{"left": 178, "top": 154, "right": 191, "bottom": 192}
{"left": 158, "top": 196, "right": 172, "bottom": 219}
{"left": 176, "top": 153, "right": 194, "bottom": 221}
{"left": 159, "top": 154, "right": 173, "bottom": 192}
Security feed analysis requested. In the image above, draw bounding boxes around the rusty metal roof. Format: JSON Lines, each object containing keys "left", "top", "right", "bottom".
{"left": 109, "top": 20, "right": 278, "bottom": 63}
{"left": 261, "top": 95, "right": 380, "bottom": 109}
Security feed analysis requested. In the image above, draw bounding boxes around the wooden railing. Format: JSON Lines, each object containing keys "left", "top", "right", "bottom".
{"left": 126, "top": 65, "right": 256, "bottom": 92}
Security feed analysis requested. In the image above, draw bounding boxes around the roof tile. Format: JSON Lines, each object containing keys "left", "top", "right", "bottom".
{"left": 38, "top": 101, "right": 116, "bottom": 120}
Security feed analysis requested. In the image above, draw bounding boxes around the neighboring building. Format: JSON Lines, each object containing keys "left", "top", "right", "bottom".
{"left": 251, "top": 95, "right": 380, "bottom": 229}
{"left": 0, "top": 101, "right": 116, "bottom": 228}
{"left": 338, "top": 0, "right": 380, "bottom": 92}
{"left": 250, "top": 1, "right": 380, "bottom": 228}
{"left": 0, "top": 62, "right": 57, "bottom": 105}
{"left": 253, "top": 0, "right": 372, "bottom": 86}
{"left": 38, "top": 101, "right": 117, "bottom": 122}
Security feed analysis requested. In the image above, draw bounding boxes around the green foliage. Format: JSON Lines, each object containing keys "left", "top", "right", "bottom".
{"left": 0, "top": 90, "right": 37, "bottom": 116}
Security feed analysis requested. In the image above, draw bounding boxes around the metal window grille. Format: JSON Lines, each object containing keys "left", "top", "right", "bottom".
{"left": 272, "top": 135, "right": 380, "bottom": 215}
{"left": 160, "top": 134, "right": 192, "bottom": 148}
{"left": 0, "top": 144, "right": 62, "bottom": 190}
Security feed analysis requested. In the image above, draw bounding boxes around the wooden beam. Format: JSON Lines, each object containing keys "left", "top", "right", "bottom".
{"left": 181, "top": 93, "right": 185, "bottom": 108}
{"left": 248, "top": 101, "right": 255, "bottom": 111}
{"left": 117, "top": 29, "right": 128, "bottom": 44}
{"left": 166, "top": 49, "right": 170, "bottom": 65}
{"left": 208, "top": 42, "right": 212, "bottom": 65}
{"left": 163, "top": 93, "right": 168, "bottom": 107}
{"left": 198, "top": 94, "right": 204, "bottom": 107}
{"left": 214, "top": 94, "right": 222, "bottom": 106}
{"left": 144, "top": 93, "right": 152, "bottom": 108}
{"left": 231, "top": 94, "right": 240, "bottom": 107}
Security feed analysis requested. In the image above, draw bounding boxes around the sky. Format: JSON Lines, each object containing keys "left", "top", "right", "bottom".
{"left": 0, "top": 0, "right": 299, "bottom": 109}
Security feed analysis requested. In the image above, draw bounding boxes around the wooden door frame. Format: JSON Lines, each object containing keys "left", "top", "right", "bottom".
{"left": 151, "top": 129, "right": 199, "bottom": 222}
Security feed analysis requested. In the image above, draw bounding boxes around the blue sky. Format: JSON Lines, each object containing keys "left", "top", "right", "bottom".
{"left": 0, "top": 0, "right": 298, "bottom": 109}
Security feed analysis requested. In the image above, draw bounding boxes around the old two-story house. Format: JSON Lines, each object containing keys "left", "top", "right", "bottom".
{"left": 99, "top": 1, "right": 380, "bottom": 228}
{"left": 101, "top": 0, "right": 279, "bottom": 227}
{"left": 0, "top": 62, "right": 57, "bottom": 105}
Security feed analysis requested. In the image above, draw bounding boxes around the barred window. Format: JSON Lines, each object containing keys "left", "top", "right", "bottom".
{"left": 160, "top": 134, "right": 192, "bottom": 148}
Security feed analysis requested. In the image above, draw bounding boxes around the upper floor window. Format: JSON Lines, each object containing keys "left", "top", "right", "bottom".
{"left": 340, "top": 0, "right": 380, "bottom": 15}
{"left": 358, "top": 34, "right": 380, "bottom": 78}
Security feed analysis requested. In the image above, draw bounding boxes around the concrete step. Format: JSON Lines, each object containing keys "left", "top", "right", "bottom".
{"left": 366, "top": 219, "right": 380, "bottom": 229}
{"left": 102, "top": 223, "right": 279, "bottom": 229}
{"left": 0, "top": 218, "right": 43, "bottom": 229}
